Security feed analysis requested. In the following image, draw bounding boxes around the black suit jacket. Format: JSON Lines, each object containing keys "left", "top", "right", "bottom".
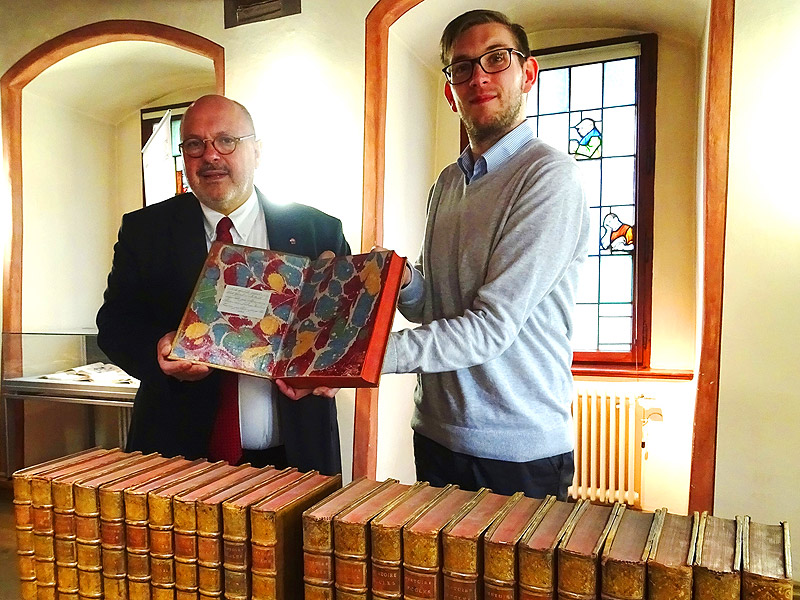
{"left": 96, "top": 190, "right": 350, "bottom": 475}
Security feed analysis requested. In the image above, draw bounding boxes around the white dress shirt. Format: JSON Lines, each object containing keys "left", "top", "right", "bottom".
{"left": 199, "top": 191, "right": 281, "bottom": 449}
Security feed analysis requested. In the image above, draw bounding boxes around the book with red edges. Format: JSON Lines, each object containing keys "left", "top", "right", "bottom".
{"left": 518, "top": 497, "right": 582, "bottom": 600}
{"left": 302, "top": 477, "right": 391, "bottom": 600}
{"left": 333, "top": 481, "right": 412, "bottom": 599}
{"left": 250, "top": 472, "right": 343, "bottom": 600}
{"left": 403, "top": 488, "right": 483, "bottom": 600}
{"left": 370, "top": 483, "right": 451, "bottom": 600}
{"left": 483, "top": 494, "right": 545, "bottom": 600}
{"left": 169, "top": 244, "right": 405, "bottom": 387}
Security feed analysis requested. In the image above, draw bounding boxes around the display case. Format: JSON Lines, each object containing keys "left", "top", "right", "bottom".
{"left": 1, "top": 331, "right": 138, "bottom": 476}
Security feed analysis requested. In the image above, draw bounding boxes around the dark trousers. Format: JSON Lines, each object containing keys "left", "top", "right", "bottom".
{"left": 239, "top": 445, "right": 288, "bottom": 469}
{"left": 413, "top": 432, "right": 574, "bottom": 500}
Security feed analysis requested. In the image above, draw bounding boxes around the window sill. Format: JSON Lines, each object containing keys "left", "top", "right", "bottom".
{"left": 571, "top": 366, "right": 694, "bottom": 380}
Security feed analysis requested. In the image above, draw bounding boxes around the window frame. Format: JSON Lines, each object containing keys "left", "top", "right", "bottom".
{"left": 530, "top": 34, "right": 657, "bottom": 369}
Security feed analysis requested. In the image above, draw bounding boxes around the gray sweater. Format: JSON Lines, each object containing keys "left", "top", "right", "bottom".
{"left": 382, "top": 139, "right": 589, "bottom": 462}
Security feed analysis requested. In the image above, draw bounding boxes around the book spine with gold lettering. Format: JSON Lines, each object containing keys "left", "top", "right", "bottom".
{"left": 12, "top": 448, "right": 109, "bottom": 600}
{"left": 370, "top": 484, "right": 447, "bottom": 600}
{"left": 333, "top": 481, "right": 408, "bottom": 600}
{"left": 250, "top": 473, "right": 343, "bottom": 600}
{"left": 302, "top": 478, "right": 388, "bottom": 600}
{"left": 482, "top": 494, "right": 546, "bottom": 600}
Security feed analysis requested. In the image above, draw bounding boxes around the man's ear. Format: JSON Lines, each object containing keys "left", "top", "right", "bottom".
{"left": 444, "top": 83, "right": 458, "bottom": 113}
{"left": 254, "top": 138, "right": 262, "bottom": 168}
{"left": 522, "top": 56, "right": 539, "bottom": 93}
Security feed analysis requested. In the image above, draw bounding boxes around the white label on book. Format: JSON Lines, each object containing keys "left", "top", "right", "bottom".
{"left": 218, "top": 285, "right": 270, "bottom": 319}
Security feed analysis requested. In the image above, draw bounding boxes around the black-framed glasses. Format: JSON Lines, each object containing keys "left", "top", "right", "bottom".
{"left": 442, "top": 48, "right": 526, "bottom": 85}
{"left": 179, "top": 133, "right": 256, "bottom": 158}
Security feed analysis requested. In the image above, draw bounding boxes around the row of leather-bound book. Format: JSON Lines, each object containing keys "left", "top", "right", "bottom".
{"left": 13, "top": 447, "right": 793, "bottom": 600}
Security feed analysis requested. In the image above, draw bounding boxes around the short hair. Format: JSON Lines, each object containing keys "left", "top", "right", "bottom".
{"left": 440, "top": 9, "right": 530, "bottom": 66}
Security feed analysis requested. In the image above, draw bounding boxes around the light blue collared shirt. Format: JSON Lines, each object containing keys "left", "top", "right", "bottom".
{"left": 457, "top": 121, "right": 535, "bottom": 184}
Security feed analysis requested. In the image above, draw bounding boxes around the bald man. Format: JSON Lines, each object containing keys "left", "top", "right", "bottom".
{"left": 97, "top": 95, "right": 349, "bottom": 474}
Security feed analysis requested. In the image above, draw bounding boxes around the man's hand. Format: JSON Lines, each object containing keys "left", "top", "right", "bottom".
{"left": 275, "top": 379, "right": 340, "bottom": 401}
{"left": 157, "top": 331, "right": 211, "bottom": 382}
{"left": 372, "top": 245, "right": 412, "bottom": 286}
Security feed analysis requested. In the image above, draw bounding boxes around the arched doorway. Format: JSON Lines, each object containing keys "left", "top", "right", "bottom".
{"left": 0, "top": 20, "right": 224, "bottom": 471}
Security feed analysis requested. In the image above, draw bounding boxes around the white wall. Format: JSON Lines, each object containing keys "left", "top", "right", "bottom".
{"left": 715, "top": 0, "right": 800, "bottom": 570}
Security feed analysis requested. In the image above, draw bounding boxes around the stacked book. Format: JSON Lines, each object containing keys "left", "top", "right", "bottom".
{"left": 15, "top": 451, "right": 793, "bottom": 599}
{"left": 12, "top": 448, "right": 341, "bottom": 600}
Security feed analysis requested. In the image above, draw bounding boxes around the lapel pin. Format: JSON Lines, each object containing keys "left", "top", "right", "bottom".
{"left": 289, "top": 238, "right": 296, "bottom": 245}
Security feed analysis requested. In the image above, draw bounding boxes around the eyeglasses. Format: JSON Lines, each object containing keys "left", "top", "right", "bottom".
{"left": 179, "top": 134, "right": 256, "bottom": 158}
{"left": 442, "top": 48, "right": 526, "bottom": 85}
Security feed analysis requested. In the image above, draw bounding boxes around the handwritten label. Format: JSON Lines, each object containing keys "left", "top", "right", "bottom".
{"left": 218, "top": 285, "right": 270, "bottom": 319}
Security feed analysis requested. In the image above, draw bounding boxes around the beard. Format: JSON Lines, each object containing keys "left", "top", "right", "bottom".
{"left": 460, "top": 88, "right": 526, "bottom": 148}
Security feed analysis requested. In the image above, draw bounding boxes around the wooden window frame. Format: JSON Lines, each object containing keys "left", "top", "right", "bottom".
{"left": 530, "top": 34, "right": 658, "bottom": 370}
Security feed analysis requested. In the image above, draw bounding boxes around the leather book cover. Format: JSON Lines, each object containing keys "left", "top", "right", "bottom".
{"left": 483, "top": 494, "right": 546, "bottom": 600}
{"left": 50, "top": 450, "right": 142, "bottom": 598}
{"left": 222, "top": 469, "right": 323, "bottom": 600}
{"left": 557, "top": 501, "right": 622, "bottom": 600}
{"left": 600, "top": 506, "right": 656, "bottom": 600}
{"left": 73, "top": 453, "right": 169, "bottom": 598}
{"left": 403, "top": 487, "right": 481, "bottom": 600}
{"left": 146, "top": 463, "right": 260, "bottom": 597}
{"left": 333, "top": 481, "right": 411, "bottom": 599}
{"left": 441, "top": 490, "right": 510, "bottom": 600}
{"left": 99, "top": 457, "right": 206, "bottom": 600}
{"left": 250, "top": 472, "right": 343, "bottom": 600}
{"left": 518, "top": 497, "right": 581, "bottom": 600}
{"left": 24, "top": 449, "right": 128, "bottom": 595}
{"left": 692, "top": 512, "right": 743, "bottom": 600}
{"left": 172, "top": 466, "right": 286, "bottom": 598}
{"left": 198, "top": 468, "right": 306, "bottom": 598}
{"left": 370, "top": 483, "right": 447, "bottom": 600}
{"left": 124, "top": 461, "right": 233, "bottom": 600}
{"left": 170, "top": 245, "right": 405, "bottom": 387}
{"left": 646, "top": 508, "right": 698, "bottom": 600}
{"left": 742, "top": 516, "right": 791, "bottom": 600}
{"left": 302, "top": 477, "right": 389, "bottom": 600}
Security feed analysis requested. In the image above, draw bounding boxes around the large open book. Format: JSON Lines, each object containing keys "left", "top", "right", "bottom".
{"left": 169, "top": 243, "right": 404, "bottom": 387}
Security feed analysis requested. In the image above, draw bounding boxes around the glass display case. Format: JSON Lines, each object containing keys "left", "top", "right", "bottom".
{"left": 1, "top": 331, "right": 138, "bottom": 476}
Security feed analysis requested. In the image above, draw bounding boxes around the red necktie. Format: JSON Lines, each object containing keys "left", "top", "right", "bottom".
{"left": 207, "top": 216, "right": 242, "bottom": 464}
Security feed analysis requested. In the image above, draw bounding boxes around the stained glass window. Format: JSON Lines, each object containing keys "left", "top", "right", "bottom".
{"left": 527, "top": 36, "right": 656, "bottom": 365}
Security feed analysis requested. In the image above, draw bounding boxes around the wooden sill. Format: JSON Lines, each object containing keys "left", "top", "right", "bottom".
{"left": 572, "top": 366, "right": 694, "bottom": 380}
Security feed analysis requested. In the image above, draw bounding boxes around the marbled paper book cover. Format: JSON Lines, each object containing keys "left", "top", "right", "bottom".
{"left": 169, "top": 243, "right": 404, "bottom": 387}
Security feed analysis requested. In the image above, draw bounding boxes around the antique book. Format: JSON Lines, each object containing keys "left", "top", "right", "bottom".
{"left": 519, "top": 497, "right": 583, "bottom": 600}
{"left": 483, "top": 494, "right": 546, "bottom": 600}
{"left": 27, "top": 449, "right": 129, "bottom": 597}
{"left": 371, "top": 483, "right": 449, "bottom": 600}
{"left": 557, "top": 501, "right": 622, "bottom": 600}
{"left": 222, "top": 469, "right": 321, "bottom": 600}
{"left": 199, "top": 468, "right": 306, "bottom": 599}
{"left": 73, "top": 453, "right": 169, "bottom": 599}
{"left": 403, "top": 487, "right": 483, "bottom": 600}
{"left": 692, "top": 512, "right": 743, "bottom": 600}
{"left": 125, "top": 461, "right": 234, "bottom": 600}
{"left": 172, "top": 466, "right": 287, "bottom": 599}
{"left": 741, "top": 516, "right": 792, "bottom": 600}
{"left": 303, "top": 477, "right": 392, "bottom": 600}
{"left": 600, "top": 505, "right": 657, "bottom": 600}
{"left": 50, "top": 450, "right": 144, "bottom": 599}
{"left": 442, "top": 490, "right": 510, "bottom": 600}
{"left": 12, "top": 448, "right": 112, "bottom": 600}
{"left": 146, "top": 463, "right": 260, "bottom": 600}
{"left": 169, "top": 244, "right": 405, "bottom": 387}
{"left": 333, "top": 481, "right": 412, "bottom": 599}
{"left": 99, "top": 457, "right": 207, "bottom": 600}
{"left": 646, "top": 509, "right": 698, "bottom": 600}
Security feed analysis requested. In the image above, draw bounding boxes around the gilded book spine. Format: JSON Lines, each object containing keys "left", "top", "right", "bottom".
{"left": 74, "top": 486, "right": 103, "bottom": 600}
{"left": 31, "top": 476, "right": 57, "bottom": 595}
{"left": 99, "top": 490, "right": 128, "bottom": 600}
{"left": 517, "top": 547, "right": 556, "bottom": 600}
{"left": 303, "top": 516, "right": 336, "bottom": 600}
{"left": 197, "top": 504, "right": 225, "bottom": 598}
{"left": 149, "top": 494, "right": 178, "bottom": 598}
{"left": 647, "top": 563, "right": 692, "bottom": 600}
{"left": 222, "top": 500, "right": 254, "bottom": 600}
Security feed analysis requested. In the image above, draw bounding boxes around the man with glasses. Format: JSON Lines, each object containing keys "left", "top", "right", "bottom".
{"left": 97, "top": 95, "right": 349, "bottom": 474}
{"left": 381, "top": 10, "right": 590, "bottom": 498}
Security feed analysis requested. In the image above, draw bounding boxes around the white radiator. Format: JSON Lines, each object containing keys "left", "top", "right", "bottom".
{"left": 568, "top": 389, "right": 645, "bottom": 508}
